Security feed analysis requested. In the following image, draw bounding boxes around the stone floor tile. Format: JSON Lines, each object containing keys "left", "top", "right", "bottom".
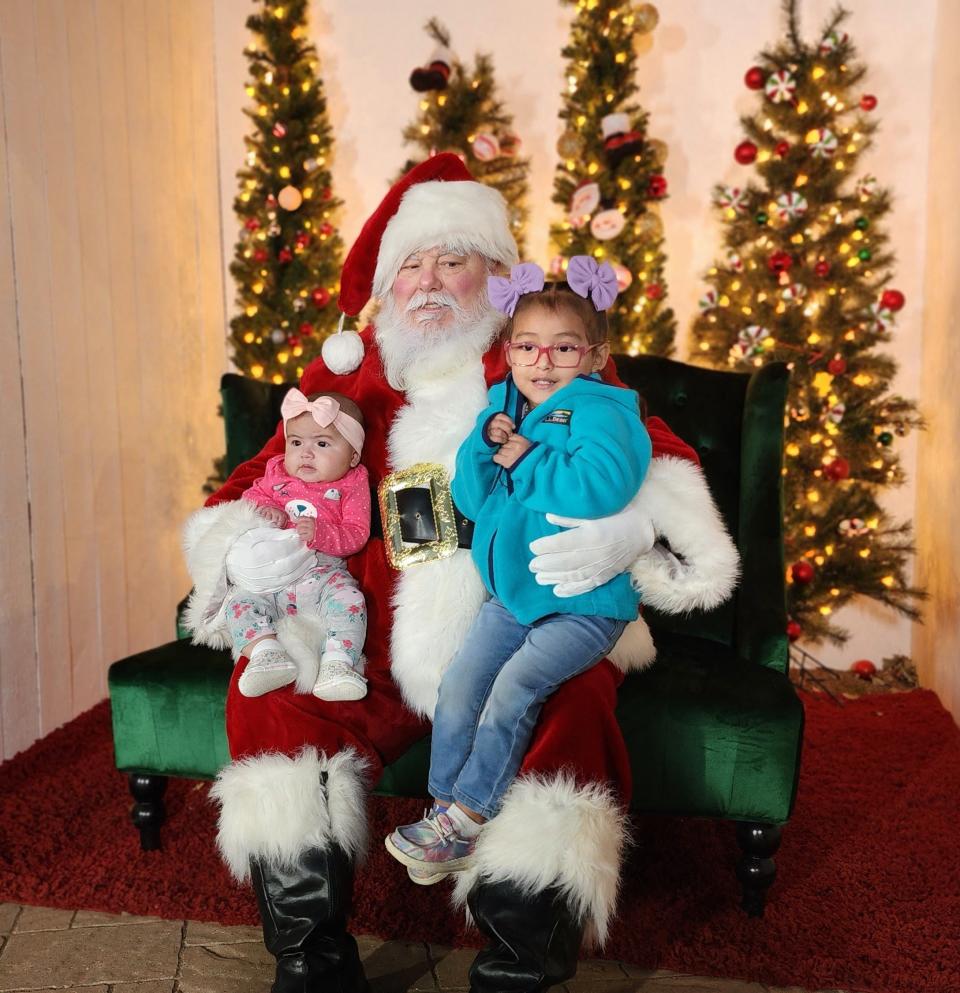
{"left": 112, "top": 982, "right": 176, "bottom": 993}
{"left": 0, "top": 921, "right": 181, "bottom": 990}
{"left": 428, "top": 945, "right": 475, "bottom": 989}
{"left": 12, "top": 906, "right": 75, "bottom": 932}
{"left": 184, "top": 921, "right": 264, "bottom": 946}
{"left": 72, "top": 910, "right": 164, "bottom": 928}
{"left": 179, "top": 942, "right": 273, "bottom": 993}
{"left": 617, "top": 974, "right": 766, "bottom": 993}
{"left": 0, "top": 907, "right": 19, "bottom": 935}
{"left": 358, "top": 938, "right": 436, "bottom": 993}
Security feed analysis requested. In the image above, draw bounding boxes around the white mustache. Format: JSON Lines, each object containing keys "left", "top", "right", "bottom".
{"left": 405, "top": 291, "right": 459, "bottom": 313}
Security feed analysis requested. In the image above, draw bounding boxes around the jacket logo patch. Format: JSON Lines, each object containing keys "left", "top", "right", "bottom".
{"left": 541, "top": 409, "right": 572, "bottom": 425}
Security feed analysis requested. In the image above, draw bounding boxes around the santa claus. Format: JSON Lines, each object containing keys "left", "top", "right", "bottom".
{"left": 189, "top": 154, "right": 738, "bottom": 993}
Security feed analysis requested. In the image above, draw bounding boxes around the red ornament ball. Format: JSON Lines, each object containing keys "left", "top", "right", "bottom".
{"left": 791, "top": 561, "right": 815, "bottom": 584}
{"left": 322, "top": 187, "right": 333, "bottom": 201}
{"left": 774, "top": 140, "right": 790, "bottom": 158}
{"left": 278, "top": 247, "right": 293, "bottom": 263}
{"left": 253, "top": 248, "right": 269, "bottom": 263}
{"left": 272, "top": 122, "right": 287, "bottom": 138}
{"left": 298, "top": 322, "right": 315, "bottom": 337}
{"left": 735, "top": 140, "right": 758, "bottom": 165}
{"left": 824, "top": 457, "right": 851, "bottom": 481}
{"left": 851, "top": 659, "right": 877, "bottom": 680}
{"left": 814, "top": 260, "right": 831, "bottom": 278}
{"left": 319, "top": 222, "right": 335, "bottom": 237}
{"left": 860, "top": 94, "right": 878, "bottom": 111}
{"left": 644, "top": 283, "right": 664, "bottom": 301}
{"left": 244, "top": 217, "right": 261, "bottom": 232}
{"left": 880, "top": 288, "right": 905, "bottom": 312}
{"left": 311, "top": 287, "right": 331, "bottom": 307}
{"left": 767, "top": 250, "right": 794, "bottom": 275}
{"left": 827, "top": 356, "right": 847, "bottom": 375}
{"left": 786, "top": 620, "right": 802, "bottom": 643}
{"left": 287, "top": 335, "right": 301, "bottom": 348}
{"left": 295, "top": 232, "right": 311, "bottom": 249}
{"left": 745, "top": 66, "right": 766, "bottom": 90}
{"left": 648, "top": 174, "right": 668, "bottom": 197}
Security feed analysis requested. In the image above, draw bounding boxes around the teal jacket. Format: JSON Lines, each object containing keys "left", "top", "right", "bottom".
{"left": 451, "top": 373, "right": 651, "bottom": 625}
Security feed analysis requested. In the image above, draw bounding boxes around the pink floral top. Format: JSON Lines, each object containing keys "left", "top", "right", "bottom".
{"left": 242, "top": 455, "right": 371, "bottom": 558}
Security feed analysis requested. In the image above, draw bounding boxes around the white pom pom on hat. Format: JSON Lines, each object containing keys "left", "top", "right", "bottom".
{"left": 321, "top": 314, "right": 366, "bottom": 375}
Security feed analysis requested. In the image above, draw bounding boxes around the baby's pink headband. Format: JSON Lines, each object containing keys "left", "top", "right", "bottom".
{"left": 487, "top": 256, "right": 620, "bottom": 318}
{"left": 281, "top": 389, "right": 365, "bottom": 456}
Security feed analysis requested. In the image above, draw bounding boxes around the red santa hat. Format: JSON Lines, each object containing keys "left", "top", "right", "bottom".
{"left": 321, "top": 153, "right": 518, "bottom": 374}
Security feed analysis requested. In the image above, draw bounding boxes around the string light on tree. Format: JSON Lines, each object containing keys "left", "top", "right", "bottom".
{"left": 689, "top": 0, "right": 925, "bottom": 647}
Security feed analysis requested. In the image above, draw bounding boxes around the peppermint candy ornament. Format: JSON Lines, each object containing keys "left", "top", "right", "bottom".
{"left": 811, "top": 128, "right": 838, "bottom": 159}
{"left": 867, "top": 303, "right": 894, "bottom": 333}
{"left": 776, "top": 191, "right": 808, "bottom": 222}
{"left": 737, "top": 325, "right": 767, "bottom": 357}
{"left": 765, "top": 70, "right": 797, "bottom": 103}
{"left": 727, "top": 252, "right": 744, "bottom": 273}
{"left": 698, "top": 288, "right": 719, "bottom": 312}
{"left": 826, "top": 401, "right": 846, "bottom": 424}
{"left": 782, "top": 282, "right": 807, "bottom": 302}
{"left": 819, "top": 30, "right": 849, "bottom": 54}
{"left": 715, "top": 185, "right": 748, "bottom": 214}
{"left": 838, "top": 517, "right": 869, "bottom": 537}
{"left": 856, "top": 174, "right": 879, "bottom": 199}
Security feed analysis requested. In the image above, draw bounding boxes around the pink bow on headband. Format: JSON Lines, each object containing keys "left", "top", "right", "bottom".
{"left": 280, "top": 389, "right": 365, "bottom": 455}
{"left": 487, "top": 262, "right": 546, "bottom": 317}
{"left": 565, "top": 256, "right": 619, "bottom": 311}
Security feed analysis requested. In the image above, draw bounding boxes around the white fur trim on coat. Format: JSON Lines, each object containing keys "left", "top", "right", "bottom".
{"left": 372, "top": 180, "right": 518, "bottom": 300}
{"left": 629, "top": 456, "right": 740, "bottom": 615}
{"left": 209, "top": 747, "right": 370, "bottom": 881}
{"left": 607, "top": 615, "right": 656, "bottom": 674}
{"left": 452, "top": 773, "right": 628, "bottom": 949}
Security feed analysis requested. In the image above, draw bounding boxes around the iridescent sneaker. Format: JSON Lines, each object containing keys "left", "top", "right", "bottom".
{"left": 385, "top": 807, "right": 476, "bottom": 873}
{"left": 237, "top": 648, "right": 297, "bottom": 698}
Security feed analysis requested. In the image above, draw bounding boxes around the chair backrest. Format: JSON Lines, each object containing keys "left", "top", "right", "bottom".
{"left": 219, "top": 357, "right": 791, "bottom": 671}
{"left": 616, "top": 355, "right": 790, "bottom": 672}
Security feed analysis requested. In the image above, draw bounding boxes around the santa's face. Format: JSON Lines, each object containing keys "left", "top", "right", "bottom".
{"left": 391, "top": 248, "right": 489, "bottom": 331}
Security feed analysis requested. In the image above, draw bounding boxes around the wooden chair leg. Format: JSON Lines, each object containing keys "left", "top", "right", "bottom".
{"left": 735, "top": 821, "right": 781, "bottom": 918}
{"left": 128, "top": 773, "right": 168, "bottom": 851}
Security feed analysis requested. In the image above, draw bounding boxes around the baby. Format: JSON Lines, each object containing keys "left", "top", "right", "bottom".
{"left": 226, "top": 389, "right": 371, "bottom": 701}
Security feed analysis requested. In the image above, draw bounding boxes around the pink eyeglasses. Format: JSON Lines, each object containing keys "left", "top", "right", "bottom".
{"left": 504, "top": 341, "right": 602, "bottom": 368}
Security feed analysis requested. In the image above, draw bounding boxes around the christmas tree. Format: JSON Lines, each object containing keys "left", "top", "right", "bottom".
{"left": 689, "top": 0, "right": 924, "bottom": 646}
{"left": 398, "top": 19, "right": 530, "bottom": 255}
{"left": 229, "top": 0, "right": 344, "bottom": 385}
{"left": 550, "top": 0, "right": 675, "bottom": 356}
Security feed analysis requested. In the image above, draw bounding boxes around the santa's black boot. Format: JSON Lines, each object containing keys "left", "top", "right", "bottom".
{"left": 467, "top": 878, "right": 583, "bottom": 993}
{"left": 250, "top": 843, "right": 368, "bottom": 993}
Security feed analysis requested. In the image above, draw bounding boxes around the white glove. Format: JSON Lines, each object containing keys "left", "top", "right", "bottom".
{"left": 528, "top": 498, "right": 657, "bottom": 598}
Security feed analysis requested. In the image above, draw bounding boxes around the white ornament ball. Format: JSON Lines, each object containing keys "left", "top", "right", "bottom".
{"left": 270, "top": 328, "right": 286, "bottom": 344}
{"left": 278, "top": 185, "right": 303, "bottom": 211}
{"left": 322, "top": 329, "right": 364, "bottom": 374}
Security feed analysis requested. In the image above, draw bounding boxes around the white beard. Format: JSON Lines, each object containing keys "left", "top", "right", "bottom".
{"left": 375, "top": 292, "right": 504, "bottom": 392}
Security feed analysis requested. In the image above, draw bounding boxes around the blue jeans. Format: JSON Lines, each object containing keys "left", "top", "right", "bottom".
{"left": 428, "top": 598, "right": 626, "bottom": 820}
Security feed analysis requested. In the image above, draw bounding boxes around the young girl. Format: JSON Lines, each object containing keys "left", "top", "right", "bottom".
{"left": 225, "top": 389, "right": 371, "bottom": 701}
{"left": 385, "top": 256, "right": 651, "bottom": 879}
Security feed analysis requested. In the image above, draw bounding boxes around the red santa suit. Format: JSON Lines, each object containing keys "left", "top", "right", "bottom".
{"left": 191, "top": 156, "right": 739, "bottom": 990}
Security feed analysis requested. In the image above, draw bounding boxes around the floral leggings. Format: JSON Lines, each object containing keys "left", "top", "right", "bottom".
{"left": 224, "top": 561, "right": 366, "bottom": 666}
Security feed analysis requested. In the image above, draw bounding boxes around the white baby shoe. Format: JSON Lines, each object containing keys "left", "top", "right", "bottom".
{"left": 238, "top": 648, "right": 298, "bottom": 698}
{"left": 312, "top": 649, "right": 367, "bottom": 702}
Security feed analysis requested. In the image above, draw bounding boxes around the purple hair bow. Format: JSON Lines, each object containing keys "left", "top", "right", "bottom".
{"left": 487, "top": 262, "right": 545, "bottom": 317}
{"left": 566, "top": 255, "right": 619, "bottom": 311}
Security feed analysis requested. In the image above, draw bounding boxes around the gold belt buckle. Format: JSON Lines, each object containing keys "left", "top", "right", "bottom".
{"left": 378, "top": 462, "right": 459, "bottom": 570}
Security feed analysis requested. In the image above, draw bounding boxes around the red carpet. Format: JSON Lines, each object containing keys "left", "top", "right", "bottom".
{"left": 1, "top": 690, "right": 958, "bottom": 993}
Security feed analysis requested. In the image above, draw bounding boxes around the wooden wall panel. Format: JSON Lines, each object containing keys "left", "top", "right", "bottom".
{"left": 0, "top": 27, "right": 41, "bottom": 758}
{"left": 0, "top": 0, "right": 225, "bottom": 758}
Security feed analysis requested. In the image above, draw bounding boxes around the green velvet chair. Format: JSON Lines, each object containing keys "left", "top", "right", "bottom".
{"left": 108, "top": 358, "right": 802, "bottom": 916}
